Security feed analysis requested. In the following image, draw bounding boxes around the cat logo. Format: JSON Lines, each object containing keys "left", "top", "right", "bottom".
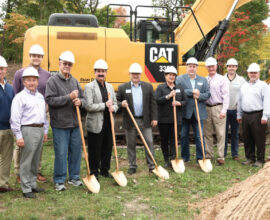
{"left": 149, "top": 47, "right": 174, "bottom": 63}
{"left": 145, "top": 43, "right": 178, "bottom": 83}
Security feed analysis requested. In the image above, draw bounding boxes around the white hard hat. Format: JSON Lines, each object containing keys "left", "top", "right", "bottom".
{"left": 226, "top": 58, "right": 238, "bottom": 66}
{"left": 59, "top": 51, "right": 75, "bottom": 64}
{"left": 186, "top": 57, "right": 198, "bottom": 65}
{"left": 247, "top": 63, "right": 260, "bottom": 72}
{"left": 129, "top": 63, "right": 143, "bottom": 73}
{"left": 205, "top": 57, "right": 217, "bottom": 66}
{"left": 164, "top": 66, "right": 177, "bottom": 75}
{"left": 0, "top": 56, "right": 8, "bottom": 67}
{"left": 29, "top": 44, "right": 44, "bottom": 56}
{"left": 93, "top": 59, "right": 108, "bottom": 70}
{"left": 22, "top": 67, "right": 39, "bottom": 78}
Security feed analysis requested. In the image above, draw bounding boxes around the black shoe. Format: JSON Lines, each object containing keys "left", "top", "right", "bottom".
{"left": 23, "top": 192, "right": 36, "bottom": 199}
{"left": 32, "top": 188, "right": 45, "bottom": 193}
{"left": 149, "top": 168, "right": 155, "bottom": 174}
{"left": 100, "top": 171, "right": 113, "bottom": 178}
{"left": 127, "top": 168, "right": 136, "bottom": 175}
{"left": 164, "top": 161, "right": 171, "bottom": 168}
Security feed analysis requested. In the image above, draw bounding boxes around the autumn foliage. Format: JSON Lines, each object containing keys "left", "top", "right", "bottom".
{"left": 3, "top": 13, "right": 36, "bottom": 62}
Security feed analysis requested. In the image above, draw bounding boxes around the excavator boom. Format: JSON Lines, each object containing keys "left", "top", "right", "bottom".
{"left": 174, "top": 0, "right": 252, "bottom": 61}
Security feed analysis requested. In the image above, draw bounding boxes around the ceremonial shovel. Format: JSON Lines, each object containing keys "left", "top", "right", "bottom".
{"left": 76, "top": 106, "right": 100, "bottom": 193}
{"left": 108, "top": 93, "right": 128, "bottom": 187}
{"left": 126, "top": 106, "right": 169, "bottom": 180}
{"left": 194, "top": 99, "right": 213, "bottom": 173}
{"left": 171, "top": 96, "right": 185, "bottom": 174}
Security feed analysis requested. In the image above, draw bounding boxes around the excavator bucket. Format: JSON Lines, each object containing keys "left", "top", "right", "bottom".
{"left": 174, "top": 0, "right": 252, "bottom": 59}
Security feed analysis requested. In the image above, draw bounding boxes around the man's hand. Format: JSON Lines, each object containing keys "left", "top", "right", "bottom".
{"left": 237, "top": 119, "right": 242, "bottom": 124}
{"left": 69, "top": 90, "right": 78, "bottom": 100}
{"left": 16, "top": 138, "right": 25, "bottom": 148}
{"left": 73, "top": 98, "right": 81, "bottom": 106}
{"left": 193, "top": 89, "right": 200, "bottom": 99}
{"left": 109, "top": 106, "right": 115, "bottom": 112}
{"left": 261, "top": 120, "right": 268, "bottom": 125}
{"left": 106, "top": 99, "right": 112, "bottom": 108}
{"left": 168, "top": 90, "right": 176, "bottom": 99}
{"left": 122, "top": 100, "right": 128, "bottom": 108}
{"left": 43, "top": 134, "right": 48, "bottom": 143}
{"left": 219, "top": 113, "right": 226, "bottom": 119}
{"left": 172, "top": 101, "right": 181, "bottom": 107}
{"left": 151, "top": 120, "right": 158, "bottom": 127}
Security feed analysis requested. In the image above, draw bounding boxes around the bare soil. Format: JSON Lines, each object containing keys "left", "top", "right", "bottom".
{"left": 6, "top": 62, "right": 21, "bottom": 83}
{"left": 193, "top": 162, "right": 270, "bottom": 220}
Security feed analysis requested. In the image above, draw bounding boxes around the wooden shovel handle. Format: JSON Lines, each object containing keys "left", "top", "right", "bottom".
{"left": 126, "top": 106, "right": 158, "bottom": 168}
{"left": 173, "top": 96, "right": 178, "bottom": 160}
{"left": 108, "top": 92, "right": 119, "bottom": 171}
{"left": 76, "top": 106, "right": 91, "bottom": 176}
{"left": 194, "top": 98, "right": 206, "bottom": 160}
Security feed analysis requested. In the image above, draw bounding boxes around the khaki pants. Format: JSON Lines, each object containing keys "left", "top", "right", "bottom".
{"left": 204, "top": 105, "right": 226, "bottom": 160}
{"left": 0, "top": 129, "right": 14, "bottom": 188}
{"left": 14, "top": 145, "right": 43, "bottom": 176}
{"left": 20, "top": 126, "right": 44, "bottom": 193}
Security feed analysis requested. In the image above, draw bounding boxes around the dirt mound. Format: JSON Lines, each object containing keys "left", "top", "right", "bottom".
{"left": 194, "top": 162, "right": 270, "bottom": 220}
{"left": 6, "top": 62, "right": 21, "bottom": 83}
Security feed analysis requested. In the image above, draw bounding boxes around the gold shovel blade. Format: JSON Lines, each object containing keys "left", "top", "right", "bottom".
{"left": 198, "top": 159, "right": 213, "bottom": 173}
{"left": 171, "top": 159, "right": 185, "bottom": 174}
{"left": 152, "top": 166, "right": 170, "bottom": 180}
{"left": 112, "top": 170, "right": 128, "bottom": 187}
{"left": 83, "top": 175, "right": 100, "bottom": 193}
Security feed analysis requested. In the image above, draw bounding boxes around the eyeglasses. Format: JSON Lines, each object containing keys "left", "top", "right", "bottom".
{"left": 248, "top": 72, "right": 258, "bottom": 74}
{"left": 62, "top": 62, "right": 73, "bottom": 67}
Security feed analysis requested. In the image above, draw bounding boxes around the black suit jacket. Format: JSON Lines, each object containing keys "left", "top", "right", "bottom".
{"left": 117, "top": 81, "right": 158, "bottom": 129}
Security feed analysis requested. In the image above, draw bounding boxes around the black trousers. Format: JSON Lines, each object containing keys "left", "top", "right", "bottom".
{"left": 242, "top": 111, "right": 267, "bottom": 163}
{"left": 87, "top": 116, "right": 112, "bottom": 176}
{"left": 158, "top": 123, "right": 178, "bottom": 161}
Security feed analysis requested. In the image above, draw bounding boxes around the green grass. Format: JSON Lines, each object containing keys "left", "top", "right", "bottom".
{"left": 0, "top": 129, "right": 263, "bottom": 219}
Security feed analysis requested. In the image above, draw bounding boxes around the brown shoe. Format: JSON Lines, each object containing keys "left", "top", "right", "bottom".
{"left": 233, "top": 156, "right": 239, "bottom": 161}
{"left": 0, "top": 187, "right": 14, "bottom": 193}
{"left": 37, "top": 173, "right": 47, "bottom": 182}
{"left": 217, "top": 159, "right": 225, "bottom": 165}
{"left": 16, "top": 175, "right": 21, "bottom": 184}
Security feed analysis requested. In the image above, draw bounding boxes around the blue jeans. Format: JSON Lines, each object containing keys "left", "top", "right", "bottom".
{"left": 52, "top": 127, "right": 82, "bottom": 184}
{"left": 180, "top": 115, "right": 205, "bottom": 161}
{"left": 225, "top": 110, "right": 239, "bottom": 158}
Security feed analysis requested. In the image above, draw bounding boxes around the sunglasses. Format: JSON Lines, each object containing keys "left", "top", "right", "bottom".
{"left": 62, "top": 62, "right": 73, "bottom": 67}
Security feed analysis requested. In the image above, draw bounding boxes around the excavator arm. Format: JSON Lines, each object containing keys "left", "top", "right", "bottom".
{"left": 174, "top": 0, "right": 252, "bottom": 62}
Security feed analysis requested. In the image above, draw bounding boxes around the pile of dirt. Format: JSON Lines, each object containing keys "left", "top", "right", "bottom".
{"left": 6, "top": 62, "right": 21, "bottom": 83}
{"left": 193, "top": 162, "right": 270, "bottom": 220}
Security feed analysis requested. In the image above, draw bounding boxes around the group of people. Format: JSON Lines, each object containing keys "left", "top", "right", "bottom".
{"left": 0, "top": 44, "right": 270, "bottom": 199}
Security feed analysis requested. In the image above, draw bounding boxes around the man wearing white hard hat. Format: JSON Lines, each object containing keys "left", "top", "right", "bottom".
{"left": 155, "top": 66, "right": 187, "bottom": 167}
{"left": 46, "top": 51, "right": 85, "bottom": 191}
{"left": 10, "top": 67, "right": 48, "bottom": 198}
{"left": 84, "top": 59, "right": 118, "bottom": 180}
{"left": 117, "top": 63, "right": 157, "bottom": 175}
{"left": 13, "top": 44, "right": 50, "bottom": 183}
{"left": 0, "top": 56, "right": 15, "bottom": 193}
{"left": 237, "top": 63, "right": 267, "bottom": 168}
{"left": 176, "top": 57, "right": 210, "bottom": 162}
{"left": 204, "top": 57, "right": 229, "bottom": 165}
{"left": 224, "top": 58, "right": 245, "bottom": 161}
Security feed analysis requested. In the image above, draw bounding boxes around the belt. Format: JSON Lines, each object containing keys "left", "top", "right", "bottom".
{"left": 243, "top": 110, "right": 263, "bottom": 115}
{"left": 134, "top": 116, "right": 143, "bottom": 119}
{"left": 23, "top": 123, "right": 44, "bottom": 128}
{"left": 206, "top": 103, "right": 222, "bottom": 107}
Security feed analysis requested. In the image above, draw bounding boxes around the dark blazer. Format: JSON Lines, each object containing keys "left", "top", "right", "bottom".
{"left": 176, "top": 74, "right": 210, "bottom": 120}
{"left": 117, "top": 81, "right": 157, "bottom": 129}
{"left": 155, "top": 83, "right": 187, "bottom": 124}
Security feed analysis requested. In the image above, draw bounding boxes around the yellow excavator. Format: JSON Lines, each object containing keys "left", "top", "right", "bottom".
{"left": 22, "top": 0, "right": 251, "bottom": 90}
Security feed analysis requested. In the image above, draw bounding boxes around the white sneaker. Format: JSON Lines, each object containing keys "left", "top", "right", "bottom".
{"left": 68, "top": 179, "right": 83, "bottom": 186}
{"left": 55, "top": 183, "right": 66, "bottom": 191}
